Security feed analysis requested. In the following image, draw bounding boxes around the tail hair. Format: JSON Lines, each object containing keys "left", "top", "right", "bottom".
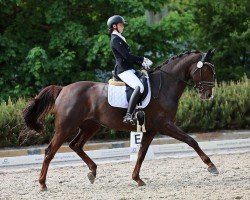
{"left": 22, "top": 85, "right": 63, "bottom": 134}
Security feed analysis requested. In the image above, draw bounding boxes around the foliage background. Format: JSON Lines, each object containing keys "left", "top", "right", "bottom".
{"left": 0, "top": 0, "right": 249, "bottom": 100}
{"left": 0, "top": 0, "right": 249, "bottom": 147}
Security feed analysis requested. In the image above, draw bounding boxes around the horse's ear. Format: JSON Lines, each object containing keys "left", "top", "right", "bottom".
{"left": 204, "top": 48, "right": 215, "bottom": 62}
{"left": 207, "top": 48, "right": 212, "bottom": 54}
{"left": 210, "top": 48, "right": 216, "bottom": 57}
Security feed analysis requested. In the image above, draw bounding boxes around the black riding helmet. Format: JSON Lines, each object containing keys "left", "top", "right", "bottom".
{"left": 107, "top": 15, "right": 127, "bottom": 30}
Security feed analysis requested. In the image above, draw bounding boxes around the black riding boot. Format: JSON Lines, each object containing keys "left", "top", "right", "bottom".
{"left": 123, "top": 86, "right": 141, "bottom": 124}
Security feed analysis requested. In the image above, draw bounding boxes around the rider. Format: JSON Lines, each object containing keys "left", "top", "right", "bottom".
{"left": 107, "top": 15, "right": 153, "bottom": 124}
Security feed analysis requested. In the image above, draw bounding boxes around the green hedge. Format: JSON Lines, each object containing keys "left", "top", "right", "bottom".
{"left": 176, "top": 76, "right": 250, "bottom": 131}
{"left": 0, "top": 98, "right": 26, "bottom": 148}
{"left": 0, "top": 77, "right": 249, "bottom": 148}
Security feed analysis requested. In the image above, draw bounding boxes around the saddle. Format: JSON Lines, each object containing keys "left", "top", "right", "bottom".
{"left": 108, "top": 70, "right": 150, "bottom": 132}
{"left": 109, "top": 70, "right": 149, "bottom": 103}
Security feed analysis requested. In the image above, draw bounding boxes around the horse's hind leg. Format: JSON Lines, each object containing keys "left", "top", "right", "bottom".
{"left": 69, "top": 120, "right": 100, "bottom": 184}
{"left": 39, "top": 129, "right": 72, "bottom": 190}
{"left": 163, "top": 121, "right": 219, "bottom": 174}
{"left": 132, "top": 131, "right": 156, "bottom": 186}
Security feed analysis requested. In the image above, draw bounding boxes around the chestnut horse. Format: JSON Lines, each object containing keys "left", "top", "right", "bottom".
{"left": 23, "top": 49, "right": 218, "bottom": 190}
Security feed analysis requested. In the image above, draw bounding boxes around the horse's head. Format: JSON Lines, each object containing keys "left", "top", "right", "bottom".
{"left": 190, "top": 49, "right": 216, "bottom": 100}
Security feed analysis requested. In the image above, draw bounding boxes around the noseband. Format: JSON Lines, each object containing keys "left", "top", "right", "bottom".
{"left": 191, "top": 61, "right": 215, "bottom": 92}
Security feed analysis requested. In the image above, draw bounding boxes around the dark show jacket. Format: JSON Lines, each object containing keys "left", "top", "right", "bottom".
{"left": 110, "top": 34, "right": 144, "bottom": 75}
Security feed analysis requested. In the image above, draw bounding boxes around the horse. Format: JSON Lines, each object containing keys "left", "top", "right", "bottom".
{"left": 22, "top": 49, "right": 218, "bottom": 191}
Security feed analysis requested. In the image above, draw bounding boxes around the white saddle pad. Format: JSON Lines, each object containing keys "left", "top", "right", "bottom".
{"left": 108, "top": 78, "right": 151, "bottom": 109}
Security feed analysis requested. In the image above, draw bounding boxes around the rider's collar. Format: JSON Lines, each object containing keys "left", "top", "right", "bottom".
{"left": 112, "top": 30, "right": 127, "bottom": 43}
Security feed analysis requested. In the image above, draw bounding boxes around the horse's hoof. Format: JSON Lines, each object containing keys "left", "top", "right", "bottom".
{"left": 87, "top": 172, "right": 96, "bottom": 184}
{"left": 138, "top": 180, "right": 146, "bottom": 186}
{"left": 40, "top": 186, "right": 47, "bottom": 191}
{"left": 208, "top": 166, "right": 219, "bottom": 175}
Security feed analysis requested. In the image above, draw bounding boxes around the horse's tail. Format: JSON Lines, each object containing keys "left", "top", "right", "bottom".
{"left": 22, "top": 85, "right": 63, "bottom": 134}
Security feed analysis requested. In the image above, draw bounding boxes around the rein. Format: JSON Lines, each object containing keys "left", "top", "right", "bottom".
{"left": 158, "top": 69, "right": 195, "bottom": 88}
{"left": 148, "top": 50, "right": 216, "bottom": 98}
{"left": 149, "top": 68, "right": 194, "bottom": 99}
{"left": 149, "top": 66, "right": 195, "bottom": 89}
{"left": 149, "top": 60, "right": 215, "bottom": 96}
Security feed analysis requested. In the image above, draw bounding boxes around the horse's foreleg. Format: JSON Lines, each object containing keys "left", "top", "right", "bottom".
{"left": 39, "top": 130, "right": 71, "bottom": 191}
{"left": 163, "top": 121, "right": 219, "bottom": 174}
{"left": 69, "top": 121, "right": 100, "bottom": 184}
{"left": 132, "top": 131, "right": 156, "bottom": 186}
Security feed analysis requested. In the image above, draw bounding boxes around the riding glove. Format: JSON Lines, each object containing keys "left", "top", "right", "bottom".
{"left": 142, "top": 57, "right": 153, "bottom": 70}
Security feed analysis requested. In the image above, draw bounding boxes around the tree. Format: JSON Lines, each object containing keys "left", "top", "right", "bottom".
{"left": 189, "top": 0, "right": 250, "bottom": 82}
{"left": 1, "top": 0, "right": 193, "bottom": 100}
{"left": 1, "top": 0, "right": 248, "bottom": 101}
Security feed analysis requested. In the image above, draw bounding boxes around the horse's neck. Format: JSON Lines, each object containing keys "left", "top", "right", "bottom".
{"left": 163, "top": 53, "right": 201, "bottom": 81}
{"left": 160, "top": 53, "right": 202, "bottom": 100}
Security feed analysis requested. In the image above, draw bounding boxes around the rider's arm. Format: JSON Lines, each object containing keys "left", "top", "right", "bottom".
{"left": 112, "top": 37, "right": 143, "bottom": 64}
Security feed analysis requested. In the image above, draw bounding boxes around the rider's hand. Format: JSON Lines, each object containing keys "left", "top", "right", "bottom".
{"left": 142, "top": 57, "right": 153, "bottom": 70}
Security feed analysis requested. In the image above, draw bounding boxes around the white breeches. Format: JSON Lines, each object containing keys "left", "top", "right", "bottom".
{"left": 118, "top": 69, "right": 144, "bottom": 93}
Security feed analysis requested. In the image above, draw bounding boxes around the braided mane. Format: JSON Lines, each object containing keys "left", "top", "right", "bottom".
{"left": 153, "top": 50, "right": 201, "bottom": 71}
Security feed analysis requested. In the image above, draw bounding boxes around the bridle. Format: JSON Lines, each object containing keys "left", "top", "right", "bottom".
{"left": 151, "top": 51, "right": 216, "bottom": 98}
{"left": 191, "top": 61, "right": 215, "bottom": 92}
{"left": 157, "top": 61, "right": 215, "bottom": 89}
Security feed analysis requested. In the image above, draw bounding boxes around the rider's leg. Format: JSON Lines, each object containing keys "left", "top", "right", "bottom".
{"left": 118, "top": 70, "right": 144, "bottom": 93}
{"left": 123, "top": 86, "right": 141, "bottom": 123}
{"left": 118, "top": 70, "right": 144, "bottom": 124}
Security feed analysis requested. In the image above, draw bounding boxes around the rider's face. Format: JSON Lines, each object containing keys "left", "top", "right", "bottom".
{"left": 113, "top": 23, "right": 124, "bottom": 33}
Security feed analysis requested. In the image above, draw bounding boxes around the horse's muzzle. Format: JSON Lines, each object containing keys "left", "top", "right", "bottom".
{"left": 200, "top": 89, "right": 214, "bottom": 100}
